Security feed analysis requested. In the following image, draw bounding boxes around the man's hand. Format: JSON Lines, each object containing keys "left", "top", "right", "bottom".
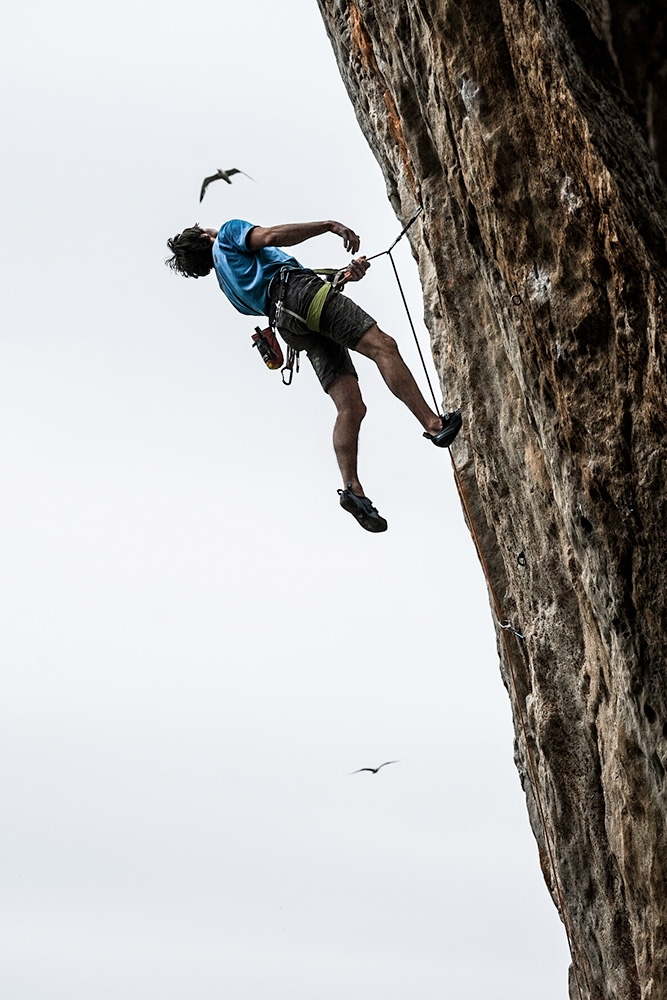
{"left": 336, "top": 257, "right": 370, "bottom": 286}
{"left": 329, "top": 221, "right": 361, "bottom": 254}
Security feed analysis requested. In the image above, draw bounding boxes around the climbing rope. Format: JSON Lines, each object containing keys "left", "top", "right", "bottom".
{"left": 365, "top": 208, "right": 442, "bottom": 416}
{"left": 365, "top": 206, "right": 425, "bottom": 262}
{"left": 449, "top": 453, "right": 587, "bottom": 1000}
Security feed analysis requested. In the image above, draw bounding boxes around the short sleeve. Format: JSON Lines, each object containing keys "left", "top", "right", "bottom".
{"left": 217, "top": 219, "right": 255, "bottom": 254}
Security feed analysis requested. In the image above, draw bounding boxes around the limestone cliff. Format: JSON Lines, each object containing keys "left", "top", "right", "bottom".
{"left": 316, "top": 2, "right": 667, "bottom": 998}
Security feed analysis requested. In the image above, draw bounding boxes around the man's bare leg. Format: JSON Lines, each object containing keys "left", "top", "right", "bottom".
{"left": 354, "top": 324, "right": 442, "bottom": 436}
{"left": 328, "top": 374, "right": 367, "bottom": 495}
{"left": 329, "top": 373, "right": 388, "bottom": 532}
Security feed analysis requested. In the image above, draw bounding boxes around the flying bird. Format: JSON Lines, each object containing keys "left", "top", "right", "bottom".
{"left": 350, "top": 760, "right": 400, "bottom": 775}
{"left": 199, "top": 168, "right": 254, "bottom": 202}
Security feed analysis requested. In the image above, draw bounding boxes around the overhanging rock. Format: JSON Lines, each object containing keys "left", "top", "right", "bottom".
{"left": 316, "top": 2, "right": 667, "bottom": 997}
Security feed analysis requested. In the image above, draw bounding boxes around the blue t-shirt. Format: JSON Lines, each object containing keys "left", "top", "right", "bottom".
{"left": 212, "top": 219, "right": 303, "bottom": 316}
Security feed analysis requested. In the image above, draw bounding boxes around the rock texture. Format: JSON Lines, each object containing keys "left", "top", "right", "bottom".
{"left": 316, "top": 2, "right": 667, "bottom": 998}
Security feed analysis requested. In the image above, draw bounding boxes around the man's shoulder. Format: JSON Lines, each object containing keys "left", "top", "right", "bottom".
{"left": 217, "top": 219, "right": 255, "bottom": 254}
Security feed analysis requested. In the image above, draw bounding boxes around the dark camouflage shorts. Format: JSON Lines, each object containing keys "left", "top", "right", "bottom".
{"left": 267, "top": 269, "right": 376, "bottom": 392}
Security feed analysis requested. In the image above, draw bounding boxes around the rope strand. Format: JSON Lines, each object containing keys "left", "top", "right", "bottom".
{"left": 366, "top": 208, "right": 442, "bottom": 415}
{"left": 387, "top": 250, "right": 441, "bottom": 415}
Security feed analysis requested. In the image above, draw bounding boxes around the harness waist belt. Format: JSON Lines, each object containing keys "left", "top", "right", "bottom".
{"left": 270, "top": 270, "right": 333, "bottom": 334}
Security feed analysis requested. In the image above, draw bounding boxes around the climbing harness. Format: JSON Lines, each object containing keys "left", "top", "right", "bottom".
{"left": 262, "top": 264, "right": 353, "bottom": 385}
{"left": 315, "top": 267, "right": 349, "bottom": 290}
{"left": 252, "top": 267, "right": 301, "bottom": 383}
{"left": 449, "top": 454, "right": 587, "bottom": 1000}
{"left": 305, "top": 280, "right": 333, "bottom": 331}
{"left": 270, "top": 266, "right": 291, "bottom": 331}
{"left": 260, "top": 266, "right": 336, "bottom": 384}
{"left": 270, "top": 266, "right": 341, "bottom": 336}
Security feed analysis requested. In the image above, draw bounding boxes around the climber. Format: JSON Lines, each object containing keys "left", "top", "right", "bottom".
{"left": 165, "top": 218, "right": 462, "bottom": 532}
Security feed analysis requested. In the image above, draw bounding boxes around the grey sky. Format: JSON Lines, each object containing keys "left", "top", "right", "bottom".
{"left": 2, "top": 1, "right": 570, "bottom": 996}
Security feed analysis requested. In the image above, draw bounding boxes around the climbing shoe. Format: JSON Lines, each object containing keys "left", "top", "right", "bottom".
{"left": 338, "top": 485, "right": 388, "bottom": 533}
{"left": 423, "top": 409, "right": 462, "bottom": 448}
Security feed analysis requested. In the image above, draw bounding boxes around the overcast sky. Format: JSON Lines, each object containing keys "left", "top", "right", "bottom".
{"left": 1, "top": 1, "right": 570, "bottom": 997}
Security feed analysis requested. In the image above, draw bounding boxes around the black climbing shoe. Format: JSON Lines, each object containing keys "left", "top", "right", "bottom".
{"left": 338, "top": 485, "right": 388, "bottom": 533}
{"left": 423, "top": 409, "right": 462, "bottom": 448}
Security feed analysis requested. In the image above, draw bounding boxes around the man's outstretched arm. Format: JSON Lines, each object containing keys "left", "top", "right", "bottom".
{"left": 247, "top": 220, "right": 360, "bottom": 254}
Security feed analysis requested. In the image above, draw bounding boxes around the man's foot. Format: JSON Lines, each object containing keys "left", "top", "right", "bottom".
{"left": 423, "top": 409, "right": 462, "bottom": 448}
{"left": 338, "top": 485, "right": 388, "bottom": 532}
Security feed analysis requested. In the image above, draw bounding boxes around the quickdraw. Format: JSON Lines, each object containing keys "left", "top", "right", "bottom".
{"left": 281, "top": 345, "right": 300, "bottom": 386}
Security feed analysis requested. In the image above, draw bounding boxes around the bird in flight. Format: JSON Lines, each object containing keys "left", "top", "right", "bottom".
{"left": 199, "top": 168, "right": 254, "bottom": 202}
{"left": 350, "top": 760, "right": 400, "bottom": 775}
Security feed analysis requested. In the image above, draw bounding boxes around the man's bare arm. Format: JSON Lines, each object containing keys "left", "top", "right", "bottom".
{"left": 246, "top": 220, "right": 360, "bottom": 254}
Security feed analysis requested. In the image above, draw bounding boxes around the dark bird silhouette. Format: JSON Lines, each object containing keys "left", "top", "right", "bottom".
{"left": 199, "top": 168, "right": 254, "bottom": 202}
{"left": 350, "top": 760, "right": 400, "bottom": 775}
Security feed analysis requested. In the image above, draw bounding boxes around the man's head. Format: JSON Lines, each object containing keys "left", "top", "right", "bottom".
{"left": 165, "top": 225, "right": 217, "bottom": 278}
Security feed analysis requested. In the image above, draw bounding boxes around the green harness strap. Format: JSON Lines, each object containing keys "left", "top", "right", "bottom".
{"left": 305, "top": 280, "right": 332, "bottom": 332}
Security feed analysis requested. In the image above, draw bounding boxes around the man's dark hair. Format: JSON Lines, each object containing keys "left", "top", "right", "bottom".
{"left": 165, "top": 224, "right": 213, "bottom": 278}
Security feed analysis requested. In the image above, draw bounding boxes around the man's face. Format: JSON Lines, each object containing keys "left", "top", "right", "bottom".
{"left": 203, "top": 228, "right": 218, "bottom": 243}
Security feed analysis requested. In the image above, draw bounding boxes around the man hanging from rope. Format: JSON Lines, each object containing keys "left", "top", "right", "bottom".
{"left": 165, "top": 219, "right": 461, "bottom": 532}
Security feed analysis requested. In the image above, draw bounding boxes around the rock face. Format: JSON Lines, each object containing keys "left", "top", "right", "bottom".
{"left": 316, "top": 2, "right": 667, "bottom": 998}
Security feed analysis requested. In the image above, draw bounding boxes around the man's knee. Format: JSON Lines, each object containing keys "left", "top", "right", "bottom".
{"left": 340, "top": 392, "right": 367, "bottom": 423}
{"left": 352, "top": 398, "right": 368, "bottom": 422}
{"left": 329, "top": 375, "right": 367, "bottom": 421}
{"left": 355, "top": 324, "right": 399, "bottom": 361}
